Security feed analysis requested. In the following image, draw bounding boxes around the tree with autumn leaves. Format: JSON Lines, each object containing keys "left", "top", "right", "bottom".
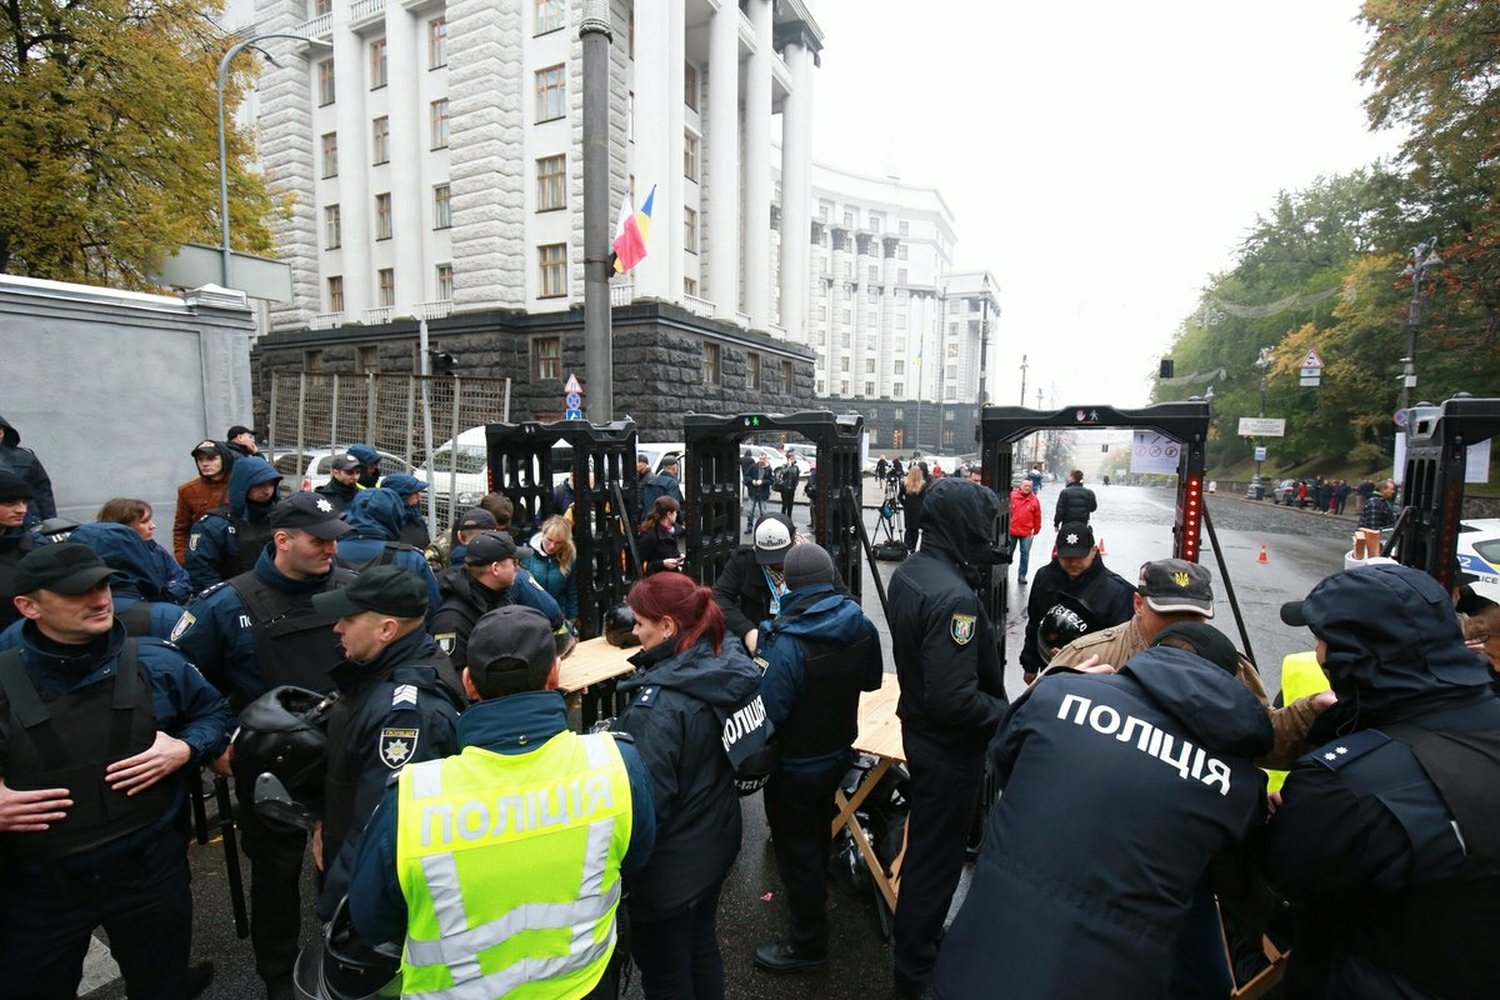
{"left": 1157, "top": 0, "right": 1500, "bottom": 473}
{"left": 0, "top": 1, "right": 274, "bottom": 288}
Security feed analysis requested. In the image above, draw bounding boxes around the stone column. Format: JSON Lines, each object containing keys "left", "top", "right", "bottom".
{"left": 259, "top": 0, "right": 320, "bottom": 326}
{"left": 706, "top": 0, "right": 740, "bottom": 319}
{"left": 330, "top": 7, "right": 372, "bottom": 316}
{"left": 385, "top": 3, "right": 423, "bottom": 313}
{"left": 743, "top": 0, "right": 773, "bottom": 330}
{"left": 779, "top": 37, "right": 814, "bottom": 343}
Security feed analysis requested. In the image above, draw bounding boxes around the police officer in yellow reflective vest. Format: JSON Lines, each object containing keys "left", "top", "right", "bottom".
{"left": 347, "top": 605, "right": 656, "bottom": 999}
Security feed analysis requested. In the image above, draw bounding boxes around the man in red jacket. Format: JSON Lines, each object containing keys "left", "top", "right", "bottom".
{"left": 1009, "top": 478, "right": 1042, "bottom": 584}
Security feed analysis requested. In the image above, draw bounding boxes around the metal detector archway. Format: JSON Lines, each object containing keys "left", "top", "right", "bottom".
{"left": 683, "top": 412, "right": 866, "bottom": 598}
{"left": 978, "top": 401, "right": 1214, "bottom": 666}
{"left": 484, "top": 419, "right": 638, "bottom": 639}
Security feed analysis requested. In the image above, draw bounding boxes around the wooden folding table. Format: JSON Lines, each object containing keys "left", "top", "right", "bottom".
{"left": 830, "top": 673, "right": 907, "bottom": 913}
{"left": 556, "top": 636, "right": 638, "bottom": 727}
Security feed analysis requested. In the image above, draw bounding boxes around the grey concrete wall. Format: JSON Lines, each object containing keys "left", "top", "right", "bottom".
{"left": 0, "top": 276, "right": 254, "bottom": 524}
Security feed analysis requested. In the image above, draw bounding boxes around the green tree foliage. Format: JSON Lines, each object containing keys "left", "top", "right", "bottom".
{"left": 0, "top": 1, "right": 274, "bottom": 288}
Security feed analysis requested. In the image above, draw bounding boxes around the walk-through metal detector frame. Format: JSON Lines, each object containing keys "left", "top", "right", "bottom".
{"left": 1389, "top": 395, "right": 1500, "bottom": 588}
{"left": 683, "top": 412, "right": 866, "bottom": 599}
{"left": 484, "top": 419, "right": 638, "bottom": 639}
{"left": 978, "top": 401, "right": 1213, "bottom": 666}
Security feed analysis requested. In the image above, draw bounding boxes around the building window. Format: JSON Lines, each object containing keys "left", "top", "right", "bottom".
{"left": 315, "top": 0, "right": 332, "bottom": 14}
{"left": 868, "top": 265, "right": 879, "bottom": 284}
{"left": 627, "top": 91, "right": 634, "bottom": 142}
{"left": 683, "top": 207, "right": 697, "bottom": 253}
{"left": 305, "top": 348, "right": 324, "bottom": 372}
{"left": 684, "top": 131, "right": 699, "bottom": 181}
{"left": 428, "top": 17, "right": 447, "bottom": 68}
{"left": 703, "top": 342, "right": 721, "bottom": 385}
{"left": 536, "top": 154, "right": 566, "bottom": 211}
{"left": 326, "top": 276, "right": 343, "bottom": 312}
{"left": 532, "top": 336, "right": 561, "bottom": 380}
{"left": 747, "top": 353, "right": 762, "bottom": 390}
{"left": 943, "top": 429, "right": 955, "bottom": 446}
{"left": 375, "top": 192, "right": 392, "bottom": 240}
{"left": 782, "top": 360, "right": 795, "bottom": 390}
{"left": 865, "top": 358, "right": 876, "bottom": 373}
{"left": 870, "top": 212, "right": 883, "bottom": 232}
{"left": 378, "top": 268, "right": 395, "bottom": 307}
{"left": 685, "top": 62, "right": 699, "bottom": 111}
{"left": 538, "top": 242, "right": 566, "bottom": 297}
{"left": 944, "top": 410, "right": 956, "bottom": 422}
{"left": 894, "top": 360, "right": 905, "bottom": 374}
{"left": 535, "top": 64, "right": 565, "bottom": 122}
{"left": 945, "top": 387, "right": 956, "bottom": 401}
{"left": 893, "top": 382, "right": 903, "bottom": 396}
{"left": 898, "top": 244, "right": 908, "bottom": 260}
{"left": 947, "top": 343, "right": 959, "bottom": 358}
{"left": 321, "top": 132, "right": 338, "bottom": 178}
{"left": 318, "top": 60, "right": 335, "bottom": 105}
{"left": 865, "top": 381, "right": 875, "bottom": 396}
{"left": 324, "top": 204, "right": 341, "bottom": 249}
{"left": 684, "top": 276, "right": 697, "bottom": 297}
{"left": 436, "top": 263, "right": 453, "bottom": 300}
{"left": 430, "top": 99, "right": 449, "bottom": 149}
{"left": 840, "top": 380, "right": 850, "bottom": 395}
{"left": 372, "top": 116, "right": 389, "bottom": 164}
{"left": 358, "top": 345, "right": 379, "bottom": 373}
{"left": 899, "top": 221, "right": 909, "bottom": 235}
{"left": 432, "top": 184, "right": 451, "bottom": 229}
{"left": 946, "top": 364, "right": 958, "bottom": 379}
{"left": 535, "top": 0, "right": 564, "bottom": 34}
{"left": 370, "top": 38, "right": 387, "bottom": 88}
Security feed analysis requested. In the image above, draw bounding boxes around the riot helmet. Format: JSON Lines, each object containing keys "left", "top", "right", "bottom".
{"left": 232, "top": 685, "right": 338, "bottom": 800}
{"left": 293, "top": 896, "right": 401, "bottom": 1000}
{"left": 603, "top": 603, "right": 640, "bottom": 648}
{"left": 1034, "top": 593, "right": 1101, "bottom": 663}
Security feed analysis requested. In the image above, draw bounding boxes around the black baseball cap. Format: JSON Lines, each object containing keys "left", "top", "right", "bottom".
{"left": 0, "top": 469, "right": 34, "bottom": 502}
{"left": 227, "top": 425, "right": 254, "bottom": 440}
{"left": 1055, "top": 522, "right": 1095, "bottom": 558}
{"left": 466, "top": 605, "right": 558, "bottom": 690}
{"left": 190, "top": 439, "right": 221, "bottom": 458}
{"left": 13, "top": 543, "right": 117, "bottom": 596}
{"left": 466, "top": 530, "right": 518, "bottom": 565}
{"left": 312, "top": 564, "right": 429, "bottom": 619}
{"left": 270, "top": 491, "right": 353, "bottom": 540}
{"left": 456, "top": 508, "right": 497, "bottom": 531}
{"left": 330, "top": 452, "right": 361, "bottom": 472}
{"left": 1138, "top": 559, "right": 1214, "bottom": 617}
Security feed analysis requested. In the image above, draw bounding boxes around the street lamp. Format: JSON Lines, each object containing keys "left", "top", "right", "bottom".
{"left": 217, "top": 33, "right": 331, "bottom": 289}
{"left": 977, "top": 273, "right": 992, "bottom": 406}
{"left": 1251, "top": 345, "right": 1273, "bottom": 495}
{"left": 1398, "top": 237, "right": 1443, "bottom": 420}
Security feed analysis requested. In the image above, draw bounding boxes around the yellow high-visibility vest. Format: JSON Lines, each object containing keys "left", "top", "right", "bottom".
{"left": 1265, "top": 651, "right": 1330, "bottom": 794}
{"left": 395, "top": 730, "right": 633, "bottom": 1000}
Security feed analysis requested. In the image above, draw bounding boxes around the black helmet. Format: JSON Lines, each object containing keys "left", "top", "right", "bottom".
{"left": 293, "top": 897, "right": 401, "bottom": 1000}
{"left": 35, "top": 516, "right": 80, "bottom": 543}
{"left": 232, "top": 685, "right": 337, "bottom": 798}
{"left": 1034, "top": 594, "right": 1101, "bottom": 663}
{"left": 603, "top": 604, "right": 640, "bottom": 648}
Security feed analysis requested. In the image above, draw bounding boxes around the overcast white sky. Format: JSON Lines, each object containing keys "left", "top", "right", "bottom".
{"left": 809, "top": 1, "right": 1402, "bottom": 408}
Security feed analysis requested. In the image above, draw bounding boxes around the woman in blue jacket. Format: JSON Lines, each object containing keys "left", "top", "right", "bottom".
{"left": 519, "top": 515, "right": 579, "bottom": 622}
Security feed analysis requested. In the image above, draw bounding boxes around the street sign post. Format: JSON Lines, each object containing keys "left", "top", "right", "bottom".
{"left": 1298, "top": 348, "right": 1324, "bottom": 388}
{"left": 564, "top": 373, "right": 583, "bottom": 419}
{"left": 1236, "top": 417, "right": 1286, "bottom": 437}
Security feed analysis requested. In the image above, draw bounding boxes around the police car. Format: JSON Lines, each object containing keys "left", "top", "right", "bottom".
{"left": 1457, "top": 518, "right": 1500, "bottom": 603}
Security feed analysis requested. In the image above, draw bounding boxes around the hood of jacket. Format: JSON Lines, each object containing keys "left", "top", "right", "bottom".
{"left": 919, "top": 477, "right": 1002, "bottom": 564}
{"left": 0, "top": 414, "right": 18, "bottom": 448}
{"left": 345, "top": 488, "right": 405, "bottom": 540}
{"left": 1118, "top": 646, "right": 1274, "bottom": 758}
{"left": 763, "top": 583, "right": 867, "bottom": 645}
{"left": 68, "top": 522, "right": 164, "bottom": 601}
{"left": 619, "top": 636, "right": 761, "bottom": 710}
{"left": 1298, "top": 563, "right": 1492, "bottom": 723}
{"left": 379, "top": 474, "right": 428, "bottom": 522}
{"left": 227, "top": 455, "right": 282, "bottom": 520}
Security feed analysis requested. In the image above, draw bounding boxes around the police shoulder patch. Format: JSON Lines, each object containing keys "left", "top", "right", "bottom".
{"left": 434, "top": 633, "right": 456, "bottom": 656}
{"left": 950, "top": 613, "right": 977, "bottom": 646}
{"left": 1303, "top": 728, "right": 1390, "bottom": 772}
{"left": 392, "top": 684, "right": 419, "bottom": 708}
{"left": 188, "top": 533, "right": 201, "bottom": 552}
{"left": 169, "top": 611, "right": 196, "bottom": 643}
{"left": 195, "top": 581, "right": 231, "bottom": 600}
{"left": 379, "top": 728, "right": 420, "bottom": 769}
{"left": 634, "top": 685, "right": 660, "bottom": 708}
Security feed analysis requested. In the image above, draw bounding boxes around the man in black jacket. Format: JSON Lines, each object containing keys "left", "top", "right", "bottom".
{"left": 712, "top": 514, "right": 795, "bottom": 656}
{"left": 1021, "top": 522, "right": 1135, "bottom": 683}
{"left": 885, "top": 478, "right": 1008, "bottom": 998}
{"left": 428, "top": 531, "right": 565, "bottom": 670}
{"left": 1053, "top": 469, "right": 1097, "bottom": 527}
{"left": 1262, "top": 563, "right": 1500, "bottom": 999}
{"left": 0, "top": 469, "right": 39, "bottom": 632}
{"left": 0, "top": 413, "right": 56, "bottom": 520}
{"left": 313, "top": 452, "right": 361, "bottom": 513}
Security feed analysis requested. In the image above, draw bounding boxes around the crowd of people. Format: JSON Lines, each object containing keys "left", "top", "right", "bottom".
{"left": 2, "top": 417, "right": 1499, "bottom": 1000}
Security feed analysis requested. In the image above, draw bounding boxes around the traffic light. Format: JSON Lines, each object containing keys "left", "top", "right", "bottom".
{"left": 1159, "top": 359, "right": 1175, "bottom": 379}
{"left": 429, "top": 350, "right": 457, "bottom": 376}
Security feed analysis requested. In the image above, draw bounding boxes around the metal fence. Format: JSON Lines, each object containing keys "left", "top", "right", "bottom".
{"left": 266, "top": 372, "right": 513, "bottom": 532}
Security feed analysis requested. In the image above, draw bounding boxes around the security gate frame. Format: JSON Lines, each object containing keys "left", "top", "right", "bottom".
{"left": 683, "top": 411, "right": 866, "bottom": 599}
{"left": 484, "top": 419, "right": 638, "bottom": 639}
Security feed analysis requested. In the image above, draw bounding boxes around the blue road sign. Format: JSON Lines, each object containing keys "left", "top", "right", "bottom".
{"left": 565, "top": 408, "right": 583, "bottom": 420}
{"left": 565, "top": 392, "right": 582, "bottom": 409}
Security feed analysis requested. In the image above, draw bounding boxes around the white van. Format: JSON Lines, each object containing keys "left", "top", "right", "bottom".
{"left": 423, "top": 427, "right": 574, "bottom": 525}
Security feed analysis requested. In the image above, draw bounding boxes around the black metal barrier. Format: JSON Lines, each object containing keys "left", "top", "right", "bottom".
{"left": 1392, "top": 395, "right": 1500, "bottom": 590}
{"left": 978, "top": 401, "right": 1212, "bottom": 665}
{"left": 485, "top": 419, "right": 638, "bottom": 639}
{"left": 683, "top": 412, "right": 866, "bottom": 600}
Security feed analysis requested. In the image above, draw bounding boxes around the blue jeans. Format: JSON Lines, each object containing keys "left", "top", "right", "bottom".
{"left": 745, "top": 496, "right": 767, "bottom": 530}
{"left": 1012, "top": 534, "right": 1034, "bottom": 579}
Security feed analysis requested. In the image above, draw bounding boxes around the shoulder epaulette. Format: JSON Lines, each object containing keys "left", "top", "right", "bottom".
{"left": 632, "top": 684, "right": 660, "bottom": 709}
{"left": 195, "top": 581, "right": 232, "bottom": 601}
{"left": 609, "top": 730, "right": 636, "bottom": 744}
{"left": 1302, "top": 728, "right": 1391, "bottom": 771}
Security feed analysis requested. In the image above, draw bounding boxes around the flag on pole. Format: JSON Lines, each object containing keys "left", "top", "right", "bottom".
{"left": 612, "top": 185, "right": 655, "bottom": 273}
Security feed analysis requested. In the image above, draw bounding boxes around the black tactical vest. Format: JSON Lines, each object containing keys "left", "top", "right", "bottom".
{"left": 0, "top": 642, "right": 173, "bottom": 860}
{"left": 775, "top": 631, "right": 874, "bottom": 760}
{"left": 228, "top": 567, "right": 356, "bottom": 695}
{"left": 205, "top": 506, "right": 275, "bottom": 581}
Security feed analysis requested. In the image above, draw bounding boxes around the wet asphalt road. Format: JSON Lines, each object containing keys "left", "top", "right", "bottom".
{"left": 83, "top": 485, "right": 1354, "bottom": 1000}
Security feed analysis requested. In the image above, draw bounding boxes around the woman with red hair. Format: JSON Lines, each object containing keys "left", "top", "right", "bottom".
{"left": 614, "top": 572, "right": 762, "bottom": 999}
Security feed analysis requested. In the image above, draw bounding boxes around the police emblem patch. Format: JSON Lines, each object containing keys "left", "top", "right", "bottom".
{"left": 379, "top": 728, "right": 419, "bottom": 769}
{"left": 1173, "top": 571, "right": 1190, "bottom": 588}
{"left": 169, "top": 611, "right": 196, "bottom": 643}
{"left": 315, "top": 497, "right": 334, "bottom": 513}
{"left": 189, "top": 534, "right": 200, "bottom": 552}
{"left": 435, "top": 633, "right": 456, "bottom": 656}
{"left": 950, "top": 613, "right": 977, "bottom": 645}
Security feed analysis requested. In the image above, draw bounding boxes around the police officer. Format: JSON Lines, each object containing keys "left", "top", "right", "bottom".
{"left": 185, "top": 451, "right": 283, "bottom": 592}
{"left": 375, "top": 473, "right": 431, "bottom": 549}
{"left": 885, "top": 477, "right": 1008, "bottom": 998}
{"left": 346, "top": 442, "right": 382, "bottom": 489}
{"left": 336, "top": 488, "right": 442, "bottom": 613}
{"left": 308, "top": 564, "right": 465, "bottom": 919}
{"left": 313, "top": 452, "right": 361, "bottom": 513}
{"left": 429, "top": 531, "right": 566, "bottom": 670}
{"left": 0, "top": 469, "right": 40, "bottom": 632}
{"left": 1021, "top": 522, "right": 1135, "bottom": 683}
{"left": 1263, "top": 563, "right": 1500, "bottom": 999}
{"left": 0, "top": 544, "right": 231, "bottom": 998}
{"left": 752, "top": 544, "right": 882, "bottom": 974}
{"left": 347, "top": 605, "right": 656, "bottom": 999}
{"left": 62, "top": 522, "right": 185, "bottom": 640}
{"left": 172, "top": 491, "right": 354, "bottom": 1000}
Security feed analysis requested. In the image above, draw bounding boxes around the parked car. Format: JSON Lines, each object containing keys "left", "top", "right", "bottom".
{"left": 425, "top": 426, "right": 578, "bottom": 529}
{"left": 637, "top": 442, "right": 686, "bottom": 478}
{"left": 1458, "top": 518, "right": 1500, "bottom": 605}
{"left": 268, "top": 447, "right": 416, "bottom": 497}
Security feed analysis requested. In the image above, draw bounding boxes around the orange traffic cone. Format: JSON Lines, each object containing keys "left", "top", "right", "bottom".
{"left": 1257, "top": 543, "right": 1268, "bottom": 564}
{"left": 1096, "top": 536, "right": 1107, "bottom": 555}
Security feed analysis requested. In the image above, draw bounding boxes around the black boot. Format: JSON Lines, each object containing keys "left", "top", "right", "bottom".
{"left": 753, "top": 940, "right": 826, "bottom": 973}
